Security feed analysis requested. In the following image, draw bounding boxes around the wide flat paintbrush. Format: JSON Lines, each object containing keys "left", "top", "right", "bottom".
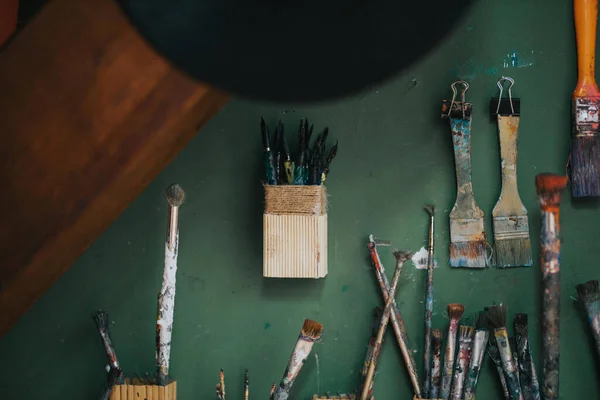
{"left": 442, "top": 81, "right": 487, "bottom": 268}
{"left": 535, "top": 174, "right": 567, "bottom": 400}
{"left": 491, "top": 77, "right": 532, "bottom": 268}
{"left": 273, "top": 319, "right": 323, "bottom": 400}
{"left": 576, "top": 280, "right": 600, "bottom": 358}
{"left": 570, "top": 0, "right": 600, "bottom": 197}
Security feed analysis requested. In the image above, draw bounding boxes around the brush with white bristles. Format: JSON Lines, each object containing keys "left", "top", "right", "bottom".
{"left": 156, "top": 184, "right": 185, "bottom": 386}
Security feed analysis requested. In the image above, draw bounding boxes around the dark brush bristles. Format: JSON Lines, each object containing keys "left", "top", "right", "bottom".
{"left": 476, "top": 311, "right": 488, "bottom": 331}
{"left": 301, "top": 319, "right": 323, "bottom": 341}
{"left": 93, "top": 309, "right": 109, "bottom": 330}
{"left": 570, "top": 136, "right": 600, "bottom": 197}
{"left": 576, "top": 280, "right": 600, "bottom": 303}
{"left": 514, "top": 313, "right": 528, "bottom": 337}
{"left": 449, "top": 241, "right": 487, "bottom": 268}
{"left": 165, "top": 184, "right": 185, "bottom": 207}
{"left": 459, "top": 325, "right": 475, "bottom": 339}
{"left": 494, "top": 237, "right": 532, "bottom": 268}
{"left": 424, "top": 204, "right": 435, "bottom": 216}
{"left": 487, "top": 340, "right": 501, "bottom": 361}
{"left": 486, "top": 305, "right": 507, "bottom": 329}
{"left": 448, "top": 303, "right": 465, "bottom": 320}
{"left": 432, "top": 328, "right": 443, "bottom": 342}
{"left": 535, "top": 174, "right": 567, "bottom": 208}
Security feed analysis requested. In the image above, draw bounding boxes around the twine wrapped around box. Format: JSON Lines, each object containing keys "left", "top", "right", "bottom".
{"left": 109, "top": 379, "right": 177, "bottom": 400}
{"left": 312, "top": 395, "right": 355, "bottom": 399}
{"left": 263, "top": 185, "right": 328, "bottom": 278}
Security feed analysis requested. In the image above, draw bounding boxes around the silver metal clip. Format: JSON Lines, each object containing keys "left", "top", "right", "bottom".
{"left": 496, "top": 76, "right": 515, "bottom": 115}
{"left": 449, "top": 80, "right": 470, "bottom": 119}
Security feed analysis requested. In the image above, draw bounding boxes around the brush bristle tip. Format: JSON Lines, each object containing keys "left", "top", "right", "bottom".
{"left": 301, "top": 319, "right": 323, "bottom": 340}
{"left": 166, "top": 184, "right": 185, "bottom": 206}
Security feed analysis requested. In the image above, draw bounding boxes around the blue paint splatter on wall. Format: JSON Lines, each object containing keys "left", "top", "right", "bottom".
{"left": 342, "top": 284, "right": 350, "bottom": 292}
{"left": 264, "top": 322, "right": 271, "bottom": 330}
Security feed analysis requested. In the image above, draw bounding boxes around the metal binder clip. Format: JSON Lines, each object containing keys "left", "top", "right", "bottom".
{"left": 490, "top": 76, "right": 520, "bottom": 118}
{"left": 442, "top": 80, "right": 472, "bottom": 120}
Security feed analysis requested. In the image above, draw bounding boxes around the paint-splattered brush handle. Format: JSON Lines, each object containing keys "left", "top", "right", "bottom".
{"left": 273, "top": 337, "right": 317, "bottom": 400}
{"left": 450, "top": 334, "right": 473, "bottom": 400}
{"left": 367, "top": 243, "right": 422, "bottom": 397}
{"left": 464, "top": 330, "right": 489, "bottom": 400}
{"left": 440, "top": 320, "right": 458, "bottom": 399}
{"left": 156, "top": 235, "right": 179, "bottom": 386}
{"left": 423, "top": 268, "right": 434, "bottom": 398}
{"left": 92, "top": 310, "right": 121, "bottom": 371}
{"left": 430, "top": 333, "right": 442, "bottom": 398}
{"left": 574, "top": 0, "right": 600, "bottom": 98}
{"left": 494, "top": 330, "right": 523, "bottom": 400}
{"left": 99, "top": 367, "right": 123, "bottom": 400}
{"left": 540, "top": 210, "right": 560, "bottom": 400}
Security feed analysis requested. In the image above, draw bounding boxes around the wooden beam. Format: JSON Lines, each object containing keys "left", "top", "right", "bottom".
{"left": 0, "top": 0, "right": 229, "bottom": 335}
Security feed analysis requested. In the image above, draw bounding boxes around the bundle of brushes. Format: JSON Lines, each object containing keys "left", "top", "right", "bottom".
{"left": 260, "top": 117, "right": 338, "bottom": 185}
{"left": 576, "top": 280, "right": 600, "bottom": 358}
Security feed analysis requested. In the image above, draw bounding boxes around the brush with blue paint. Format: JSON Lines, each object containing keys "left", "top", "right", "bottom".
{"left": 490, "top": 77, "right": 532, "bottom": 268}
{"left": 464, "top": 312, "right": 490, "bottom": 400}
{"left": 576, "top": 280, "right": 600, "bottom": 358}
{"left": 570, "top": 0, "right": 600, "bottom": 197}
{"left": 442, "top": 80, "right": 487, "bottom": 268}
{"left": 536, "top": 173, "right": 567, "bottom": 400}
{"left": 293, "top": 118, "right": 309, "bottom": 185}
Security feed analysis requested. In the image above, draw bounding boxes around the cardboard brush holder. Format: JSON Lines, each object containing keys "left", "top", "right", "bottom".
{"left": 263, "top": 185, "right": 328, "bottom": 278}
{"left": 110, "top": 379, "right": 177, "bottom": 400}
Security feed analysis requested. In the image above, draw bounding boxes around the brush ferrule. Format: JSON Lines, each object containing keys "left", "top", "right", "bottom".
{"left": 450, "top": 218, "right": 485, "bottom": 242}
{"left": 573, "top": 97, "right": 600, "bottom": 137}
{"left": 493, "top": 216, "right": 530, "bottom": 240}
{"left": 167, "top": 206, "right": 179, "bottom": 250}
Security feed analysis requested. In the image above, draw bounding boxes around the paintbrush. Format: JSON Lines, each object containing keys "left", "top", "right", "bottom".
{"left": 357, "top": 307, "right": 382, "bottom": 399}
{"left": 430, "top": 328, "right": 443, "bottom": 399}
{"left": 273, "top": 319, "right": 323, "bottom": 400}
{"left": 570, "top": 0, "right": 600, "bottom": 197}
{"left": 439, "top": 304, "right": 465, "bottom": 399}
{"left": 488, "top": 339, "right": 510, "bottom": 400}
{"left": 576, "top": 280, "right": 600, "bottom": 358}
{"left": 220, "top": 369, "right": 226, "bottom": 400}
{"left": 261, "top": 117, "right": 278, "bottom": 185}
{"left": 216, "top": 384, "right": 223, "bottom": 400}
{"left": 515, "top": 314, "right": 540, "bottom": 400}
{"left": 280, "top": 122, "right": 294, "bottom": 184}
{"left": 423, "top": 204, "right": 435, "bottom": 397}
{"left": 270, "top": 382, "right": 276, "bottom": 400}
{"left": 99, "top": 366, "right": 123, "bottom": 400}
{"left": 535, "top": 173, "right": 567, "bottom": 400}
{"left": 273, "top": 122, "right": 282, "bottom": 184}
{"left": 156, "top": 183, "right": 185, "bottom": 386}
{"left": 293, "top": 118, "right": 308, "bottom": 185}
{"left": 487, "top": 305, "right": 523, "bottom": 400}
{"left": 450, "top": 325, "right": 475, "bottom": 400}
{"left": 321, "top": 142, "right": 338, "bottom": 184}
{"left": 367, "top": 236, "right": 422, "bottom": 397}
{"left": 244, "top": 369, "right": 249, "bottom": 400}
{"left": 442, "top": 81, "right": 487, "bottom": 268}
{"left": 509, "top": 337, "right": 521, "bottom": 388}
{"left": 464, "top": 312, "right": 490, "bottom": 400}
{"left": 92, "top": 310, "right": 123, "bottom": 382}
{"left": 490, "top": 77, "right": 532, "bottom": 268}
{"left": 359, "top": 250, "right": 411, "bottom": 400}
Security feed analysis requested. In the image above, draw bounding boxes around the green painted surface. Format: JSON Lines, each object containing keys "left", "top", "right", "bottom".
{"left": 1, "top": 1, "right": 599, "bottom": 399}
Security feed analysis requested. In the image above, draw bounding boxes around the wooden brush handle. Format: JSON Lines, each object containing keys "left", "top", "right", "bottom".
{"left": 574, "top": 0, "right": 600, "bottom": 97}
{"left": 450, "top": 118, "right": 483, "bottom": 218}
{"left": 493, "top": 116, "right": 527, "bottom": 217}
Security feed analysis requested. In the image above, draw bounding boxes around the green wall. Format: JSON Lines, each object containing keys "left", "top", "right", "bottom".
{"left": 1, "top": 0, "right": 599, "bottom": 398}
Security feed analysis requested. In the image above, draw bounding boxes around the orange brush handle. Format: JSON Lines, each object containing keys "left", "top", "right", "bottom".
{"left": 574, "top": 0, "right": 600, "bottom": 97}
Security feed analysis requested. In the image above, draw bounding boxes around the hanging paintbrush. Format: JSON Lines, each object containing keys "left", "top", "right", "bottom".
{"left": 321, "top": 142, "right": 338, "bottom": 184}
{"left": 490, "top": 77, "right": 532, "bottom": 268}
{"left": 99, "top": 366, "right": 123, "bottom": 400}
{"left": 156, "top": 184, "right": 185, "bottom": 386}
{"left": 515, "top": 314, "right": 540, "bottom": 400}
{"left": 487, "top": 305, "right": 523, "bottom": 400}
{"left": 488, "top": 340, "right": 511, "bottom": 400}
{"left": 356, "top": 307, "right": 382, "bottom": 399}
{"left": 92, "top": 310, "right": 123, "bottom": 383}
{"left": 464, "top": 312, "right": 490, "bottom": 400}
{"left": 273, "top": 319, "right": 323, "bottom": 400}
{"left": 367, "top": 236, "right": 422, "bottom": 398}
{"left": 535, "top": 173, "right": 567, "bottom": 400}
{"left": 423, "top": 204, "right": 435, "bottom": 397}
{"left": 280, "top": 121, "right": 294, "bottom": 184}
{"left": 261, "top": 118, "right": 278, "bottom": 185}
{"left": 570, "top": 0, "right": 600, "bottom": 197}
{"left": 359, "top": 251, "right": 411, "bottom": 400}
{"left": 442, "top": 80, "right": 487, "bottom": 268}
{"left": 440, "top": 304, "right": 465, "bottom": 399}
{"left": 430, "top": 328, "right": 443, "bottom": 399}
{"left": 576, "top": 280, "right": 600, "bottom": 358}
{"left": 450, "top": 325, "right": 475, "bottom": 400}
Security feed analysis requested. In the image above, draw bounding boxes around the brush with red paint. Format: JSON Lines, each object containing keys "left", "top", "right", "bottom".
{"left": 440, "top": 303, "right": 465, "bottom": 399}
{"left": 570, "top": 0, "right": 600, "bottom": 197}
{"left": 535, "top": 174, "right": 567, "bottom": 400}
